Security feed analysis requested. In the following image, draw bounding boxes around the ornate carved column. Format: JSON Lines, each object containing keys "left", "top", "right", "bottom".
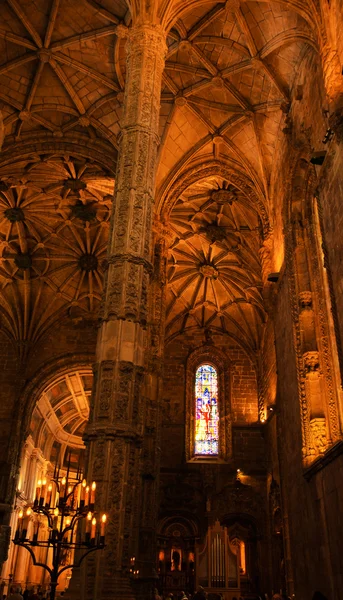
{"left": 134, "top": 224, "right": 169, "bottom": 598}
{"left": 286, "top": 173, "right": 341, "bottom": 464}
{"left": 287, "top": 213, "right": 328, "bottom": 460}
{"left": 82, "top": 23, "right": 167, "bottom": 600}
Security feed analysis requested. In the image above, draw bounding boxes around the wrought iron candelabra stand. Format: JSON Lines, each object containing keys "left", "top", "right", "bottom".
{"left": 13, "top": 464, "right": 106, "bottom": 600}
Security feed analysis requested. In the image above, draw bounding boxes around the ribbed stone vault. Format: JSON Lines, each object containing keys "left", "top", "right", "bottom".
{"left": 166, "top": 176, "right": 264, "bottom": 351}
{"left": 0, "top": 155, "right": 113, "bottom": 352}
{"left": 0, "top": 0, "right": 321, "bottom": 354}
{"left": 30, "top": 368, "right": 93, "bottom": 457}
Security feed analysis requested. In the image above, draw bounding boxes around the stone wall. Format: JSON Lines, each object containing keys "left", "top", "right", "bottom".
{"left": 160, "top": 332, "right": 271, "bottom": 590}
{"left": 266, "top": 35, "right": 343, "bottom": 596}
{"left": 271, "top": 268, "right": 343, "bottom": 598}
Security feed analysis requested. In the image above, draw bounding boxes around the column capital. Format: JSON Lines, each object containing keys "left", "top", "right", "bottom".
{"left": 127, "top": 21, "right": 167, "bottom": 46}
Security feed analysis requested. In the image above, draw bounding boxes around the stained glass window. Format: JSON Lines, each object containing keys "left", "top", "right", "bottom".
{"left": 195, "top": 364, "right": 219, "bottom": 455}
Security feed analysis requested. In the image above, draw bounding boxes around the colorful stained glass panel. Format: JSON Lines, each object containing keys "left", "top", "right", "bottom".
{"left": 195, "top": 364, "right": 219, "bottom": 455}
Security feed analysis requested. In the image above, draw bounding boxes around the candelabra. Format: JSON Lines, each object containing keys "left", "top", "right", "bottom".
{"left": 13, "top": 462, "right": 107, "bottom": 600}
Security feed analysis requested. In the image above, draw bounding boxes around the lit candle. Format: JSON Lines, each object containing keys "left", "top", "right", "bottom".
{"left": 60, "top": 476, "right": 66, "bottom": 498}
{"left": 40, "top": 478, "right": 47, "bottom": 505}
{"left": 53, "top": 507, "right": 59, "bottom": 530}
{"left": 91, "top": 517, "right": 97, "bottom": 540}
{"left": 100, "top": 514, "right": 107, "bottom": 537}
{"left": 90, "top": 481, "right": 96, "bottom": 504}
{"left": 86, "top": 511, "right": 92, "bottom": 534}
{"left": 80, "top": 479, "right": 86, "bottom": 505}
{"left": 35, "top": 479, "right": 42, "bottom": 504}
{"left": 85, "top": 486, "right": 90, "bottom": 506}
{"left": 21, "top": 508, "right": 28, "bottom": 539}
{"left": 46, "top": 484, "right": 53, "bottom": 507}
{"left": 15, "top": 509, "right": 24, "bottom": 538}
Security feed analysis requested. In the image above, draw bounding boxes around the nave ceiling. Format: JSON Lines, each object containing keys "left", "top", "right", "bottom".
{"left": 0, "top": 0, "right": 321, "bottom": 354}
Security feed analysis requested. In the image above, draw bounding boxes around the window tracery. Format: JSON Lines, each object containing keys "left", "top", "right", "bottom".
{"left": 195, "top": 364, "right": 219, "bottom": 456}
{"left": 186, "top": 348, "right": 232, "bottom": 463}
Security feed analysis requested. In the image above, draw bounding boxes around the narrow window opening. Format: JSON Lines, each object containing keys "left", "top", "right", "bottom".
{"left": 195, "top": 364, "right": 219, "bottom": 455}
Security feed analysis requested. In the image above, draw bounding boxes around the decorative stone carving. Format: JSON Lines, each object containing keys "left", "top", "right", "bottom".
{"left": 310, "top": 418, "right": 328, "bottom": 454}
{"left": 213, "top": 480, "right": 264, "bottom": 522}
{"left": 286, "top": 157, "right": 342, "bottom": 464}
{"left": 115, "top": 24, "right": 129, "bottom": 39}
{"left": 303, "top": 351, "right": 320, "bottom": 376}
{"left": 64, "top": 179, "right": 87, "bottom": 191}
{"left": 70, "top": 201, "right": 96, "bottom": 222}
{"left": 211, "top": 186, "right": 237, "bottom": 205}
{"left": 4, "top": 207, "right": 25, "bottom": 222}
{"left": 299, "top": 291, "right": 312, "bottom": 310}
{"left": 79, "top": 253, "right": 98, "bottom": 272}
{"left": 82, "top": 22, "right": 167, "bottom": 600}
{"left": 199, "top": 264, "right": 219, "bottom": 279}
{"left": 175, "top": 96, "right": 187, "bottom": 107}
{"left": 14, "top": 253, "right": 32, "bottom": 270}
{"left": 202, "top": 223, "right": 227, "bottom": 243}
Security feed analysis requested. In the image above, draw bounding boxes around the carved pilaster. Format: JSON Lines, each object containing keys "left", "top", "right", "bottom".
{"left": 285, "top": 163, "right": 342, "bottom": 465}
{"left": 285, "top": 226, "right": 311, "bottom": 460}
{"left": 76, "top": 22, "right": 167, "bottom": 600}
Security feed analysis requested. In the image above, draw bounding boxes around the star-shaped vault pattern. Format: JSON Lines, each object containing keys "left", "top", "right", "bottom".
{"left": 0, "top": 0, "right": 322, "bottom": 355}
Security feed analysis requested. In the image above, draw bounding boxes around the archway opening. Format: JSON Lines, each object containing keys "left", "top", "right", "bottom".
{"left": 1, "top": 368, "right": 92, "bottom": 598}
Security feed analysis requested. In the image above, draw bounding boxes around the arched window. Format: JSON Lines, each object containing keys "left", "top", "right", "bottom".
{"left": 195, "top": 364, "right": 219, "bottom": 455}
{"left": 186, "top": 348, "right": 232, "bottom": 463}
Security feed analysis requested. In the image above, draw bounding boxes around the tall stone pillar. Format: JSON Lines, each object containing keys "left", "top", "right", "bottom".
{"left": 134, "top": 224, "right": 170, "bottom": 598}
{"left": 82, "top": 22, "right": 167, "bottom": 600}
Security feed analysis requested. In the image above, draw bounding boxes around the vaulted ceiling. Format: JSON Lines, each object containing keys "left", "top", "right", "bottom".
{"left": 0, "top": 0, "right": 321, "bottom": 353}
{"left": 166, "top": 177, "right": 264, "bottom": 351}
{"left": 29, "top": 368, "right": 92, "bottom": 459}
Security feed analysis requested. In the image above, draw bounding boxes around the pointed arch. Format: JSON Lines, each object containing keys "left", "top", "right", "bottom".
{"left": 186, "top": 346, "right": 232, "bottom": 462}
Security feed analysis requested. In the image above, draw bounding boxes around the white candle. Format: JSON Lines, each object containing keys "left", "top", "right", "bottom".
{"left": 91, "top": 517, "right": 96, "bottom": 540}
{"left": 100, "top": 514, "right": 107, "bottom": 537}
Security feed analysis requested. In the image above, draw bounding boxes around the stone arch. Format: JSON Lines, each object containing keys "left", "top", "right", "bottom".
{"left": 157, "top": 515, "right": 199, "bottom": 538}
{"left": 0, "top": 138, "right": 117, "bottom": 176}
{"left": 18, "top": 353, "right": 94, "bottom": 446}
{"left": 161, "top": 0, "right": 317, "bottom": 35}
{"left": 157, "top": 160, "right": 270, "bottom": 239}
{"left": 5, "top": 353, "right": 94, "bottom": 512}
